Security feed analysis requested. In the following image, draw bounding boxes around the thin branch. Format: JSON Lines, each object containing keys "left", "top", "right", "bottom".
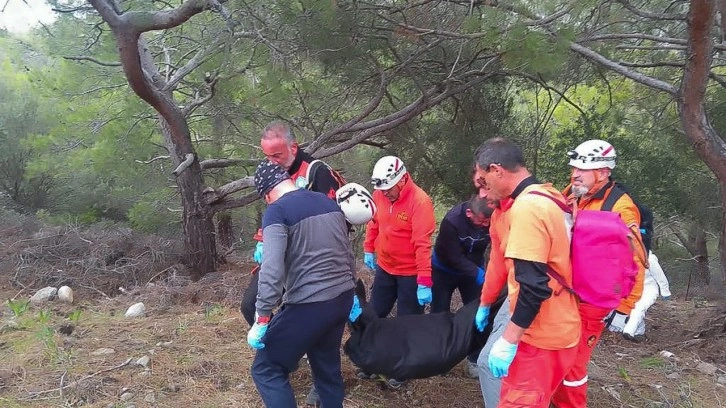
{"left": 135, "top": 155, "right": 170, "bottom": 165}
{"left": 62, "top": 56, "right": 122, "bottom": 67}
{"left": 22, "top": 358, "right": 132, "bottom": 400}
{"left": 614, "top": 0, "right": 686, "bottom": 21}
{"left": 68, "top": 83, "right": 127, "bottom": 97}
{"left": 584, "top": 33, "right": 687, "bottom": 45}
{"left": 165, "top": 36, "right": 227, "bottom": 91}
{"left": 199, "top": 158, "right": 258, "bottom": 169}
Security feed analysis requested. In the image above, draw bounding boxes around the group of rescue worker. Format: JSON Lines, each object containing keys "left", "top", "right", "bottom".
{"left": 241, "top": 121, "right": 671, "bottom": 408}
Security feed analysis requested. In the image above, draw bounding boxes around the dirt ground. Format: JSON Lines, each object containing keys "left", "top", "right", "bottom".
{"left": 1, "top": 224, "right": 726, "bottom": 407}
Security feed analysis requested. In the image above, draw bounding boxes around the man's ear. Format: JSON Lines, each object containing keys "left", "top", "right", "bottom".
{"left": 465, "top": 208, "right": 474, "bottom": 219}
{"left": 290, "top": 141, "right": 299, "bottom": 155}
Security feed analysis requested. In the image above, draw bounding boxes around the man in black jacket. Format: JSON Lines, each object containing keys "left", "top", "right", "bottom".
{"left": 431, "top": 195, "right": 492, "bottom": 377}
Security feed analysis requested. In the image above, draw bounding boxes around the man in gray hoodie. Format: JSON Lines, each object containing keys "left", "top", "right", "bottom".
{"left": 247, "top": 160, "right": 355, "bottom": 408}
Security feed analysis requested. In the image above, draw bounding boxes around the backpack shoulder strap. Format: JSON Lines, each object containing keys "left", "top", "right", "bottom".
{"left": 528, "top": 191, "right": 573, "bottom": 214}
{"left": 305, "top": 159, "right": 324, "bottom": 191}
{"left": 601, "top": 184, "right": 626, "bottom": 212}
{"left": 545, "top": 267, "right": 577, "bottom": 296}
{"left": 527, "top": 191, "right": 578, "bottom": 296}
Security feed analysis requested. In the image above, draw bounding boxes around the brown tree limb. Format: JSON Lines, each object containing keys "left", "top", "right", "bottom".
{"left": 569, "top": 42, "right": 679, "bottom": 95}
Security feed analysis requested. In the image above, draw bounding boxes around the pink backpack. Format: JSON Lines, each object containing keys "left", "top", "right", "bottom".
{"left": 530, "top": 191, "right": 638, "bottom": 309}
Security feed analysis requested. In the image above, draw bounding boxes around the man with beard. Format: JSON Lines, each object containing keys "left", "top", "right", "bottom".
{"left": 551, "top": 139, "right": 648, "bottom": 408}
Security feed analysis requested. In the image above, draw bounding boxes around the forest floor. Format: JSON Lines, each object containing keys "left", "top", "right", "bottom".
{"left": 1, "top": 223, "right": 726, "bottom": 407}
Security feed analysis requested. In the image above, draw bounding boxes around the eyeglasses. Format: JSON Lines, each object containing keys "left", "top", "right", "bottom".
{"left": 484, "top": 163, "right": 501, "bottom": 172}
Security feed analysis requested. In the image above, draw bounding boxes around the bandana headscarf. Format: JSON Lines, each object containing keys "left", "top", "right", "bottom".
{"left": 254, "top": 160, "right": 290, "bottom": 197}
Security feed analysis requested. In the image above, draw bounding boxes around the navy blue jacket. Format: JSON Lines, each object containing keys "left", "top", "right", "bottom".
{"left": 258, "top": 189, "right": 355, "bottom": 316}
{"left": 431, "top": 202, "right": 490, "bottom": 279}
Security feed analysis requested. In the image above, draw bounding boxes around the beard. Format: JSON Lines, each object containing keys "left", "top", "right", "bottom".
{"left": 571, "top": 185, "right": 589, "bottom": 197}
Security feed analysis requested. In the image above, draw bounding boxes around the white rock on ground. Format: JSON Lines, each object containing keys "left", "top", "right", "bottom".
{"left": 695, "top": 361, "right": 718, "bottom": 376}
{"left": 136, "top": 355, "right": 150, "bottom": 368}
{"left": 30, "top": 287, "right": 57, "bottom": 303}
{"left": 125, "top": 303, "right": 146, "bottom": 318}
{"left": 58, "top": 286, "right": 74, "bottom": 303}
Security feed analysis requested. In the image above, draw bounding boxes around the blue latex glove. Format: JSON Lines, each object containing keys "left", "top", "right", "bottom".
{"left": 247, "top": 321, "right": 268, "bottom": 349}
{"left": 476, "top": 267, "right": 485, "bottom": 286}
{"left": 474, "top": 305, "right": 490, "bottom": 332}
{"left": 662, "top": 295, "right": 671, "bottom": 301}
{"left": 349, "top": 295, "right": 362, "bottom": 322}
{"left": 364, "top": 252, "right": 376, "bottom": 270}
{"left": 417, "top": 284, "right": 432, "bottom": 306}
{"left": 253, "top": 242, "right": 264, "bottom": 264}
{"left": 488, "top": 337, "right": 518, "bottom": 378}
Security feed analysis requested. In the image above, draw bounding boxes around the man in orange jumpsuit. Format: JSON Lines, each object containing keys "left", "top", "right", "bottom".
{"left": 474, "top": 138, "right": 580, "bottom": 407}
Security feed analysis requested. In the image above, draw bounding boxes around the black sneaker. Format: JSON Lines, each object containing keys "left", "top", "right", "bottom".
{"left": 305, "top": 385, "right": 320, "bottom": 407}
{"left": 386, "top": 378, "right": 407, "bottom": 390}
{"left": 356, "top": 369, "right": 376, "bottom": 380}
{"left": 622, "top": 333, "right": 643, "bottom": 343}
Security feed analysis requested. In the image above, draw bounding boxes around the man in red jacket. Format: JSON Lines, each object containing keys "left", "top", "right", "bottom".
{"left": 364, "top": 155, "right": 436, "bottom": 319}
{"left": 362, "top": 155, "right": 436, "bottom": 388}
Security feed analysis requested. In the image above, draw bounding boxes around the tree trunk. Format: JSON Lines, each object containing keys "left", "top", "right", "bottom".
{"left": 159, "top": 119, "right": 217, "bottom": 280}
{"left": 217, "top": 213, "right": 234, "bottom": 249}
{"left": 678, "top": 0, "right": 726, "bottom": 281}
{"left": 689, "top": 224, "right": 711, "bottom": 286}
{"left": 721, "top": 188, "right": 726, "bottom": 283}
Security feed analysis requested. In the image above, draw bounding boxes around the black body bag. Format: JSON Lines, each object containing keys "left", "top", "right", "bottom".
{"left": 344, "top": 279, "right": 505, "bottom": 380}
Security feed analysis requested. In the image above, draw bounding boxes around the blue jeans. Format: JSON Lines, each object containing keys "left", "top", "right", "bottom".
{"left": 251, "top": 289, "right": 353, "bottom": 408}
{"left": 370, "top": 265, "right": 423, "bottom": 317}
{"left": 478, "top": 297, "right": 509, "bottom": 408}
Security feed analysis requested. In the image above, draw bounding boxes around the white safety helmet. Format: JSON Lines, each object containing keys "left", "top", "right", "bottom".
{"left": 371, "top": 156, "right": 407, "bottom": 190}
{"left": 336, "top": 183, "right": 377, "bottom": 225}
{"left": 567, "top": 139, "right": 617, "bottom": 170}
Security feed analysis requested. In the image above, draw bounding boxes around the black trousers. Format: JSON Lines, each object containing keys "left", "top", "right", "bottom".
{"left": 431, "top": 267, "right": 482, "bottom": 362}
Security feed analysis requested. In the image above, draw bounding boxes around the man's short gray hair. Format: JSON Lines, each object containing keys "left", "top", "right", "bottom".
{"left": 474, "top": 137, "right": 526, "bottom": 172}
{"left": 262, "top": 121, "right": 296, "bottom": 144}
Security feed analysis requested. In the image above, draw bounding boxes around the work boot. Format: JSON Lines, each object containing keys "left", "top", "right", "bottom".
{"left": 305, "top": 385, "right": 320, "bottom": 407}
{"left": 465, "top": 360, "right": 479, "bottom": 379}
